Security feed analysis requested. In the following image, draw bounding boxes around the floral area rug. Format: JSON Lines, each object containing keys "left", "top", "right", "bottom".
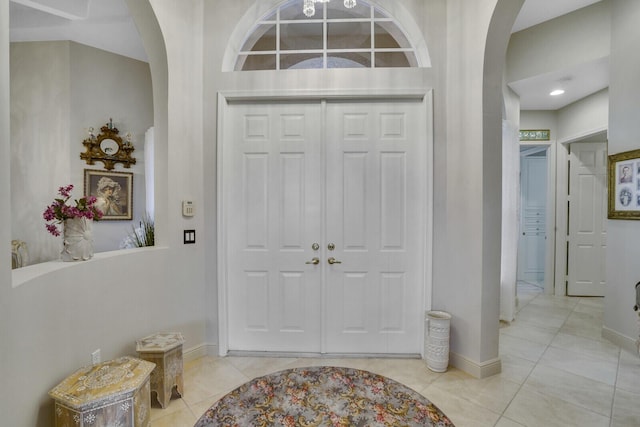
{"left": 194, "top": 366, "right": 454, "bottom": 427}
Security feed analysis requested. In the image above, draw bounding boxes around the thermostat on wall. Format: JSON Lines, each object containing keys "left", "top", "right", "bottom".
{"left": 182, "top": 200, "right": 195, "bottom": 217}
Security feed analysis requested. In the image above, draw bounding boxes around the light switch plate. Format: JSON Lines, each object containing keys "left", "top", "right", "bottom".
{"left": 184, "top": 230, "right": 196, "bottom": 244}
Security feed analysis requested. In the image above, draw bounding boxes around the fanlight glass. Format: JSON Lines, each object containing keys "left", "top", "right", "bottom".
{"left": 235, "top": 0, "right": 417, "bottom": 70}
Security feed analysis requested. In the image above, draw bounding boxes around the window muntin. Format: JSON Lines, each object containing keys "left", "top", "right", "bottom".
{"left": 241, "top": 24, "right": 277, "bottom": 52}
{"left": 235, "top": 0, "right": 417, "bottom": 70}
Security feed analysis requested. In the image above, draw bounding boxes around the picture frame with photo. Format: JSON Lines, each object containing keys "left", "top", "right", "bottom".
{"left": 608, "top": 149, "right": 640, "bottom": 220}
{"left": 84, "top": 169, "right": 133, "bottom": 220}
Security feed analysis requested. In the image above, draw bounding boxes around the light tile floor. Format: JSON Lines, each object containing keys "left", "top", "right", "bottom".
{"left": 151, "top": 283, "right": 640, "bottom": 426}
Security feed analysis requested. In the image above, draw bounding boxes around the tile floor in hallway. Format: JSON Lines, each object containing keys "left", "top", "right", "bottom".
{"left": 150, "top": 283, "right": 640, "bottom": 427}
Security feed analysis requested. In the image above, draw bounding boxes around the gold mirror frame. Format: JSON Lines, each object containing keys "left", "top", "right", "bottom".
{"left": 80, "top": 121, "right": 136, "bottom": 170}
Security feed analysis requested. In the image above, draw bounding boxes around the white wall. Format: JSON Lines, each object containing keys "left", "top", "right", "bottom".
{"left": 511, "top": 0, "right": 637, "bottom": 362}
{"left": 501, "top": 86, "right": 521, "bottom": 322}
{"left": 0, "top": 0, "right": 12, "bottom": 418}
{"left": 605, "top": 0, "right": 640, "bottom": 350}
{"left": 0, "top": 0, "right": 532, "bottom": 423}
{"left": 520, "top": 111, "right": 559, "bottom": 141}
{"left": 10, "top": 42, "right": 71, "bottom": 264}
{"left": 557, "top": 88, "right": 609, "bottom": 142}
{"left": 202, "top": 0, "right": 446, "bottom": 350}
{"left": 521, "top": 90, "right": 610, "bottom": 299}
{"left": 204, "top": 0, "right": 513, "bottom": 377}
{"left": 1, "top": 1, "right": 207, "bottom": 426}
{"left": 10, "top": 41, "right": 153, "bottom": 263}
{"left": 69, "top": 42, "right": 153, "bottom": 252}
{"left": 432, "top": 0, "right": 522, "bottom": 375}
{"left": 507, "top": 1, "right": 610, "bottom": 84}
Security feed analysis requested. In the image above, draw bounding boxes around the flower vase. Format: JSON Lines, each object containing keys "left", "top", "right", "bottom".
{"left": 424, "top": 310, "right": 451, "bottom": 372}
{"left": 61, "top": 217, "right": 94, "bottom": 261}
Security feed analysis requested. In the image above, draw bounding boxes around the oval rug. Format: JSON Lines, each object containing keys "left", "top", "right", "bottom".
{"left": 194, "top": 365, "right": 454, "bottom": 426}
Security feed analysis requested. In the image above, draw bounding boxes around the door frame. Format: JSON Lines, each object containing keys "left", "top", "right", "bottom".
{"left": 517, "top": 144, "right": 550, "bottom": 286}
{"left": 553, "top": 127, "right": 608, "bottom": 296}
{"left": 216, "top": 90, "right": 434, "bottom": 356}
{"left": 513, "top": 142, "right": 555, "bottom": 299}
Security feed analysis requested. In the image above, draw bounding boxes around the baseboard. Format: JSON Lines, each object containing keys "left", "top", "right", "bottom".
{"left": 191, "top": 344, "right": 422, "bottom": 361}
{"left": 449, "top": 352, "right": 502, "bottom": 379}
{"left": 184, "top": 342, "right": 218, "bottom": 363}
{"left": 183, "top": 343, "right": 506, "bottom": 378}
{"left": 226, "top": 350, "right": 421, "bottom": 359}
{"left": 602, "top": 326, "right": 640, "bottom": 355}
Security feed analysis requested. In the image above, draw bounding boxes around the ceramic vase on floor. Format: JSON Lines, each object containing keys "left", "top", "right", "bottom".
{"left": 61, "top": 217, "right": 94, "bottom": 261}
{"left": 425, "top": 310, "right": 451, "bottom": 372}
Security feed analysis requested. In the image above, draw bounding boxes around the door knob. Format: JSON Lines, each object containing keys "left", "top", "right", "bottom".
{"left": 327, "top": 257, "right": 342, "bottom": 264}
{"left": 305, "top": 257, "right": 320, "bottom": 265}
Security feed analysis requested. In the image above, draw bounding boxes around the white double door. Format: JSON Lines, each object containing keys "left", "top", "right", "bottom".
{"left": 222, "top": 98, "right": 428, "bottom": 355}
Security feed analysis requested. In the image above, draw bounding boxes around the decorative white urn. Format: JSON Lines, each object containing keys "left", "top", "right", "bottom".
{"left": 61, "top": 217, "right": 94, "bottom": 261}
{"left": 424, "top": 310, "right": 452, "bottom": 373}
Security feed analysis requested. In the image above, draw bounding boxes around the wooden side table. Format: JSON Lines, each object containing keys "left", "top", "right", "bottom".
{"left": 49, "top": 356, "right": 155, "bottom": 427}
{"left": 136, "top": 332, "right": 184, "bottom": 409}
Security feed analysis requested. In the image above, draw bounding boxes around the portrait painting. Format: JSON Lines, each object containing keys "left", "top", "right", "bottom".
{"left": 84, "top": 169, "right": 133, "bottom": 220}
{"left": 608, "top": 149, "right": 640, "bottom": 219}
{"left": 618, "top": 163, "right": 633, "bottom": 183}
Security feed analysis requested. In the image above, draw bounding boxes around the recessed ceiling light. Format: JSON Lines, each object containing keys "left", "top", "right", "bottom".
{"left": 550, "top": 89, "right": 565, "bottom": 96}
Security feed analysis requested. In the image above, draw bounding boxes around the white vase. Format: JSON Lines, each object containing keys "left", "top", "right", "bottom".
{"left": 61, "top": 217, "right": 94, "bottom": 261}
{"left": 425, "top": 310, "right": 451, "bottom": 372}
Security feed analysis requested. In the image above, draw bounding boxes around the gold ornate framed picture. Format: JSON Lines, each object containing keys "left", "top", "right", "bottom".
{"left": 84, "top": 169, "right": 133, "bottom": 220}
{"left": 80, "top": 120, "right": 136, "bottom": 171}
{"left": 608, "top": 149, "right": 640, "bottom": 220}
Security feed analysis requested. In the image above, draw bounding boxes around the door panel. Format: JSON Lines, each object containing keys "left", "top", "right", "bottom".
{"left": 226, "top": 102, "right": 323, "bottom": 352}
{"left": 568, "top": 142, "right": 607, "bottom": 296}
{"left": 325, "top": 101, "right": 425, "bottom": 354}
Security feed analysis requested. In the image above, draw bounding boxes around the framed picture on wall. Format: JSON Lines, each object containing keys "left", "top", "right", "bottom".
{"left": 608, "top": 149, "right": 640, "bottom": 220}
{"left": 519, "top": 129, "right": 550, "bottom": 141}
{"left": 84, "top": 169, "right": 133, "bottom": 220}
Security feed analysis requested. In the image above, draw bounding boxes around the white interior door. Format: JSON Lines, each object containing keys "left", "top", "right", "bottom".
{"left": 224, "top": 102, "right": 323, "bottom": 352}
{"left": 517, "top": 153, "right": 547, "bottom": 285}
{"left": 324, "top": 101, "right": 426, "bottom": 354}
{"left": 222, "top": 98, "right": 428, "bottom": 355}
{"left": 567, "top": 142, "right": 607, "bottom": 296}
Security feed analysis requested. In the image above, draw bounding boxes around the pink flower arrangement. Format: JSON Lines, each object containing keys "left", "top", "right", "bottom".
{"left": 43, "top": 184, "right": 103, "bottom": 236}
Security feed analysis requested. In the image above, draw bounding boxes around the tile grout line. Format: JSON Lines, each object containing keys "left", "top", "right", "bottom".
{"left": 495, "top": 290, "right": 556, "bottom": 426}
{"left": 496, "top": 292, "right": 603, "bottom": 426}
{"left": 154, "top": 290, "right": 630, "bottom": 427}
{"left": 557, "top": 297, "right": 622, "bottom": 424}
{"left": 608, "top": 346, "right": 622, "bottom": 427}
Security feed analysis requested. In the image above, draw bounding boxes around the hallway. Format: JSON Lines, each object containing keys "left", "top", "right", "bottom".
{"left": 150, "top": 286, "right": 640, "bottom": 426}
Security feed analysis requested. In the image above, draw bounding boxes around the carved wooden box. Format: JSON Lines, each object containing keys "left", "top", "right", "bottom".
{"left": 49, "top": 356, "right": 155, "bottom": 427}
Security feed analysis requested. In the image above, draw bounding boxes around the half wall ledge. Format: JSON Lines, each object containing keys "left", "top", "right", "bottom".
{"left": 11, "top": 246, "right": 167, "bottom": 288}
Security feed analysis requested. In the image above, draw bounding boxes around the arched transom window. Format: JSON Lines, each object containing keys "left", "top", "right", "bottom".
{"left": 235, "top": 0, "right": 419, "bottom": 71}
